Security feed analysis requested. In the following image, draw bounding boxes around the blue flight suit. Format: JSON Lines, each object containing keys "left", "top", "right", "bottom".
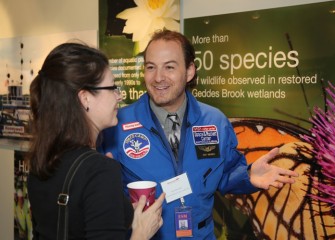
{"left": 99, "top": 90, "right": 258, "bottom": 239}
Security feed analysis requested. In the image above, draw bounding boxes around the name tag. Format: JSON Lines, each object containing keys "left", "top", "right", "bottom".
{"left": 160, "top": 173, "right": 192, "bottom": 203}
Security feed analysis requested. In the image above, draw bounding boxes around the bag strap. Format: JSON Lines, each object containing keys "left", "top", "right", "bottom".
{"left": 56, "top": 150, "right": 98, "bottom": 240}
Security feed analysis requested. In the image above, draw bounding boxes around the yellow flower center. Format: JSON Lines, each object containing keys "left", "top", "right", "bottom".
{"left": 148, "top": 0, "right": 166, "bottom": 9}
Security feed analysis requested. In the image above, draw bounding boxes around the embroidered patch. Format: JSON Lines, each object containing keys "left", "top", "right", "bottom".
{"left": 123, "top": 133, "right": 150, "bottom": 159}
{"left": 195, "top": 144, "right": 220, "bottom": 159}
{"left": 192, "top": 125, "right": 219, "bottom": 145}
{"left": 122, "top": 122, "right": 143, "bottom": 131}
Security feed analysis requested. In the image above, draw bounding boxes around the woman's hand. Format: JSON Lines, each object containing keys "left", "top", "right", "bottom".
{"left": 130, "top": 193, "right": 165, "bottom": 240}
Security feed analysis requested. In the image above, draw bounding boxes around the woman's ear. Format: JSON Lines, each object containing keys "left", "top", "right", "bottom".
{"left": 78, "top": 90, "right": 89, "bottom": 110}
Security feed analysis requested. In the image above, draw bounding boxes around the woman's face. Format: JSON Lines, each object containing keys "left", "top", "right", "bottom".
{"left": 85, "top": 68, "right": 122, "bottom": 131}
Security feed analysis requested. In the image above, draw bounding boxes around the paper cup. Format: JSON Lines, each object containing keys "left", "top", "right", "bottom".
{"left": 127, "top": 181, "right": 157, "bottom": 210}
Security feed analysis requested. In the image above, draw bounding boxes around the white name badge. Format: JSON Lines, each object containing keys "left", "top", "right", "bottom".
{"left": 160, "top": 173, "right": 192, "bottom": 203}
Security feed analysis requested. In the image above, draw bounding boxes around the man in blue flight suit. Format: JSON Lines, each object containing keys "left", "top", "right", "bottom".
{"left": 99, "top": 29, "right": 298, "bottom": 239}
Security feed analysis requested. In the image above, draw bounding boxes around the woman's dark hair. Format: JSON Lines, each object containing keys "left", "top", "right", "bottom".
{"left": 28, "top": 42, "right": 109, "bottom": 179}
{"left": 143, "top": 29, "right": 198, "bottom": 89}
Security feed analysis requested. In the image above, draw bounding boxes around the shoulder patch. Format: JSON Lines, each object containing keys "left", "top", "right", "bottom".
{"left": 123, "top": 133, "right": 150, "bottom": 159}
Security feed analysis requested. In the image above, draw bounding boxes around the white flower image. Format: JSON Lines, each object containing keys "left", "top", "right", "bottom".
{"left": 117, "top": 0, "right": 180, "bottom": 55}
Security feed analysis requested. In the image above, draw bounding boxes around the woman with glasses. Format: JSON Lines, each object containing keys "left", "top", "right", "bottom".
{"left": 27, "top": 42, "right": 164, "bottom": 240}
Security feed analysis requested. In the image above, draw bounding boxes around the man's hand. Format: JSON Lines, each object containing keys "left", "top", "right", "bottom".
{"left": 250, "top": 147, "right": 299, "bottom": 189}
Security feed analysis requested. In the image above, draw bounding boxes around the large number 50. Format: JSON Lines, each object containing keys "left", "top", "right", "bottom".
{"left": 194, "top": 50, "right": 214, "bottom": 71}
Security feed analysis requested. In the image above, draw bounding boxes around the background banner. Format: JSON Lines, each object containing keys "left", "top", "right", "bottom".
{"left": 184, "top": 2, "right": 335, "bottom": 239}
{"left": 14, "top": 150, "right": 31, "bottom": 240}
{"left": 184, "top": 2, "right": 335, "bottom": 129}
{"left": 99, "top": 0, "right": 180, "bottom": 107}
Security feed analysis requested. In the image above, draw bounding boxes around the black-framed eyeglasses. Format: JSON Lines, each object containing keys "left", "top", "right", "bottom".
{"left": 84, "top": 85, "right": 121, "bottom": 94}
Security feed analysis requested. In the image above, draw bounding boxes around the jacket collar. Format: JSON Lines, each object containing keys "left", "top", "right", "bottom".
{"left": 134, "top": 90, "right": 201, "bottom": 129}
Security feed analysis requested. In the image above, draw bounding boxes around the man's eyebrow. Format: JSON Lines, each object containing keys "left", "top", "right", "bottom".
{"left": 165, "top": 60, "right": 178, "bottom": 65}
{"left": 144, "top": 60, "right": 178, "bottom": 65}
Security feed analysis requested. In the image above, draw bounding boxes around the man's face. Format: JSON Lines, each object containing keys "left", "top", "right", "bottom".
{"left": 144, "top": 39, "right": 195, "bottom": 113}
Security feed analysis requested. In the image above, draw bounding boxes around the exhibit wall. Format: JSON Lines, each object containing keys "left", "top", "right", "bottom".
{"left": 182, "top": 0, "right": 335, "bottom": 239}
{"left": 0, "top": 1, "right": 98, "bottom": 239}
{"left": 97, "top": 0, "right": 335, "bottom": 238}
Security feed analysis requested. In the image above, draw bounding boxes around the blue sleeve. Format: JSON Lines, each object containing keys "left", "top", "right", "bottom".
{"left": 97, "top": 126, "right": 120, "bottom": 161}
{"left": 98, "top": 126, "right": 141, "bottom": 196}
{"left": 218, "top": 120, "right": 259, "bottom": 194}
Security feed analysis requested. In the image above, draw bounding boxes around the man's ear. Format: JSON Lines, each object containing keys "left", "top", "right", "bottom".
{"left": 186, "top": 62, "right": 196, "bottom": 83}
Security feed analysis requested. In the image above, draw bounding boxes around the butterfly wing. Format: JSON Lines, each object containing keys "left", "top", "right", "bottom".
{"left": 214, "top": 118, "right": 335, "bottom": 239}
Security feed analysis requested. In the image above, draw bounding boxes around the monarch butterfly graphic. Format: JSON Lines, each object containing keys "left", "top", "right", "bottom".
{"left": 213, "top": 117, "right": 335, "bottom": 240}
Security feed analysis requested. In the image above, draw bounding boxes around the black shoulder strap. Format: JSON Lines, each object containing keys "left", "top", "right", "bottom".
{"left": 56, "top": 150, "right": 99, "bottom": 240}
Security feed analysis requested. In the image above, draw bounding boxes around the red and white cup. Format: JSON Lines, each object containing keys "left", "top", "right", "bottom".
{"left": 127, "top": 181, "right": 157, "bottom": 210}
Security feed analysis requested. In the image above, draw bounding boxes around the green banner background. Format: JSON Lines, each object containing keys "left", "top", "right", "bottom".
{"left": 184, "top": 2, "right": 335, "bottom": 130}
